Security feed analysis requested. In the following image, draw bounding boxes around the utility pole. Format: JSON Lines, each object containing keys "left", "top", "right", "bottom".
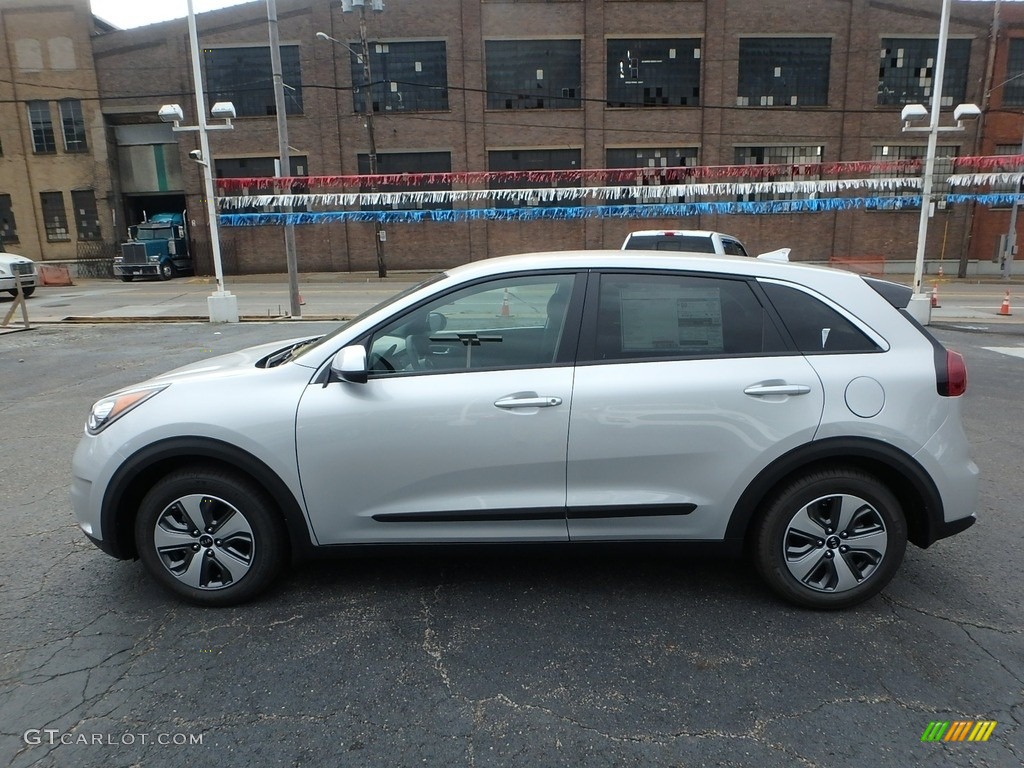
{"left": 349, "top": 0, "right": 387, "bottom": 278}
{"left": 266, "top": 0, "right": 302, "bottom": 317}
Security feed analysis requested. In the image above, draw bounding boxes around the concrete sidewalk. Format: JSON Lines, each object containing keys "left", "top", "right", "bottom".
{"left": 6, "top": 270, "right": 1024, "bottom": 328}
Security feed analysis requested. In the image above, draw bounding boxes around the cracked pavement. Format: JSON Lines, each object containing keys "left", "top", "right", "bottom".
{"left": 0, "top": 323, "right": 1021, "bottom": 767}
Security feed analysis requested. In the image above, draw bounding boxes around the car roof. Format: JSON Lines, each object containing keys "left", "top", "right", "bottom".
{"left": 444, "top": 250, "right": 841, "bottom": 284}
{"left": 623, "top": 230, "right": 729, "bottom": 239}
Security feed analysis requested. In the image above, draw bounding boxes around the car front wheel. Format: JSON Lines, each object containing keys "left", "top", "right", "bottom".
{"left": 135, "top": 468, "right": 287, "bottom": 606}
{"left": 753, "top": 468, "right": 907, "bottom": 609}
{"left": 7, "top": 287, "right": 34, "bottom": 297}
{"left": 159, "top": 263, "right": 174, "bottom": 280}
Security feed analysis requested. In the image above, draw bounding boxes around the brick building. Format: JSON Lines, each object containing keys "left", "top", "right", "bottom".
{"left": 0, "top": 0, "right": 116, "bottom": 265}
{"left": 7, "top": 0, "right": 1023, "bottom": 275}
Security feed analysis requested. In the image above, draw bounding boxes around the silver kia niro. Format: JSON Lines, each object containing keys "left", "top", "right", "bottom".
{"left": 72, "top": 251, "right": 978, "bottom": 608}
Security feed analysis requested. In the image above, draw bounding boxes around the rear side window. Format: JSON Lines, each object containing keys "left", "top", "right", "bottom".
{"left": 590, "top": 273, "right": 787, "bottom": 360}
{"left": 623, "top": 235, "right": 716, "bottom": 253}
{"left": 761, "top": 282, "right": 880, "bottom": 354}
{"left": 721, "top": 239, "right": 749, "bottom": 257}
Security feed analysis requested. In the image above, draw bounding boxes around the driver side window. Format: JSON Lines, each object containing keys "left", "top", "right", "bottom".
{"left": 367, "top": 274, "right": 576, "bottom": 375}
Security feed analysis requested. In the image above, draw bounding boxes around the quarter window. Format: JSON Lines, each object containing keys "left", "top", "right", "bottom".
{"left": 761, "top": 282, "right": 880, "bottom": 353}
{"left": 485, "top": 40, "right": 582, "bottom": 110}
{"left": 591, "top": 273, "right": 786, "bottom": 360}
{"left": 367, "top": 274, "right": 577, "bottom": 374}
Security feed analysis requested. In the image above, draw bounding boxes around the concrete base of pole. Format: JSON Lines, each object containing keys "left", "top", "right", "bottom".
{"left": 907, "top": 293, "right": 932, "bottom": 326}
{"left": 208, "top": 291, "right": 239, "bottom": 323}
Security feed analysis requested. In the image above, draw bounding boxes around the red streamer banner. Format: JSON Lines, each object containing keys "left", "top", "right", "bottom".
{"left": 216, "top": 158, "right": 934, "bottom": 194}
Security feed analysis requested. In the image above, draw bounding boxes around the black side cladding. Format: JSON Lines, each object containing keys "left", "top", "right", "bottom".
{"left": 862, "top": 276, "right": 912, "bottom": 309}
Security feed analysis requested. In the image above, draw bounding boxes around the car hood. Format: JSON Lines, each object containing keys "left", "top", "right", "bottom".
{"left": 0, "top": 253, "right": 35, "bottom": 268}
{"left": 150, "top": 336, "right": 319, "bottom": 383}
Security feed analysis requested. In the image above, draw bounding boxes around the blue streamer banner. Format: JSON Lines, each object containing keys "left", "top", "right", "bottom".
{"left": 220, "top": 196, "right": 926, "bottom": 227}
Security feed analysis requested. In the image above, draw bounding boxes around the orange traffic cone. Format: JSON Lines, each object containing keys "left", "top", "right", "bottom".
{"left": 937, "top": 264, "right": 944, "bottom": 278}
{"left": 998, "top": 290, "right": 1012, "bottom": 316}
{"left": 930, "top": 284, "right": 940, "bottom": 308}
{"left": 500, "top": 288, "right": 510, "bottom": 317}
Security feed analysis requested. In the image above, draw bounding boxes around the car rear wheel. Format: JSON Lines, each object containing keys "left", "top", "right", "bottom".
{"left": 135, "top": 468, "right": 287, "bottom": 606}
{"left": 753, "top": 468, "right": 906, "bottom": 609}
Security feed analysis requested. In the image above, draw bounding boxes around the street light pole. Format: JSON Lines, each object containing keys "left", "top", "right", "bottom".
{"left": 910, "top": 0, "right": 952, "bottom": 303}
{"left": 185, "top": 0, "right": 237, "bottom": 322}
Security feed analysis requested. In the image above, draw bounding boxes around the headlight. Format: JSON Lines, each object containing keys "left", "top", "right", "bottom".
{"left": 87, "top": 385, "right": 168, "bottom": 434}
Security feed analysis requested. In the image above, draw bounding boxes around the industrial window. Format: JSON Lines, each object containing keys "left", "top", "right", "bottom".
{"left": 606, "top": 39, "right": 701, "bottom": 108}
{"left": 356, "top": 151, "right": 452, "bottom": 211}
{"left": 215, "top": 156, "right": 309, "bottom": 212}
{"left": 878, "top": 38, "right": 971, "bottom": 106}
{"left": 734, "top": 145, "right": 823, "bottom": 201}
{"left": 71, "top": 190, "right": 101, "bottom": 241}
{"left": 1004, "top": 39, "right": 1024, "bottom": 106}
{"left": 871, "top": 144, "right": 958, "bottom": 203}
{"left": 28, "top": 101, "right": 56, "bottom": 154}
{"left": 351, "top": 40, "right": 448, "bottom": 113}
{"left": 59, "top": 99, "right": 88, "bottom": 153}
{"left": 0, "top": 194, "right": 18, "bottom": 245}
{"left": 203, "top": 46, "right": 303, "bottom": 117}
{"left": 40, "top": 192, "right": 70, "bottom": 242}
{"left": 606, "top": 147, "right": 699, "bottom": 204}
{"left": 737, "top": 38, "right": 831, "bottom": 107}
{"left": 488, "top": 149, "right": 581, "bottom": 207}
{"left": 485, "top": 40, "right": 582, "bottom": 110}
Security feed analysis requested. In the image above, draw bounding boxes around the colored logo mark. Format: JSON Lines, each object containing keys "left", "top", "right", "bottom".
{"left": 921, "top": 721, "right": 997, "bottom": 742}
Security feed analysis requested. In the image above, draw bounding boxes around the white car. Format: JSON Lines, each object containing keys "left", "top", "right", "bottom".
{"left": 73, "top": 250, "right": 977, "bottom": 609}
{"left": 621, "top": 230, "right": 751, "bottom": 256}
{"left": 0, "top": 252, "right": 37, "bottom": 297}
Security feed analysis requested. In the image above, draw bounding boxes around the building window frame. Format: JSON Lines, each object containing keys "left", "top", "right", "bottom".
{"left": 871, "top": 143, "right": 958, "bottom": 206}
{"left": 488, "top": 148, "right": 582, "bottom": 207}
{"left": 203, "top": 45, "right": 303, "bottom": 117}
{"left": 58, "top": 99, "right": 88, "bottom": 153}
{"left": 40, "top": 191, "right": 71, "bottom": 242}
{"left": 356, "top": 151, "right": 453, "bottom": 211}
{"left": 1004, "top": 38, "right": 1024, "bottom": 106}
{"left": 0, "top": 194, "right": 18, "bottom": 245}
{"left": 734, "top": 145, "right": 824, "bottom": 201}
{"left": 485, "top": 39, "right": 582, "bottom": 110}
{"left": 71, "top": 189, "right": 102, "bottom": 241}
{"left": 214, "top": 156, "right": 309, "bottom": 212}
{"left": 351, "top": 40, "right": 449, "bottom": 114}
{"left": 606, "top": 38, "right": 702, "bottom": 108}
{"left": 878, "top": 37, "right": 971, "bottom": 107}
{"left": 28, "top": 101, "right": 57, "bottom": 154}
{"left": 737, "top": 37, "right": 832, "bottom": 107}
{"left": 605, "top": 147, "right": 699, "bottom": 204}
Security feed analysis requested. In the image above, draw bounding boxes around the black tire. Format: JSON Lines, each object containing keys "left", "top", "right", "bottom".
{"left": 121, "top": 275, "right": 134, "bottom": 282}
{"left": 22, "top": 286, "right": 35, "bottom": 298}
{"left": 752, "top": 468, "right": 907, "bottom": 610}
{"left": 159, "top": 262, "right": 174, "bottom": 280}
{"left": 134, "top": 468, "right": 287, "bottom": 606}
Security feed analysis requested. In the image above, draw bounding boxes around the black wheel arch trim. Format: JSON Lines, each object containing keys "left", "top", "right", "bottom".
{"left": 726, "top": 437, "right": 951, "bottom": 549}
{"left": 100, "top": 436, "right": 314, "bottom": 560}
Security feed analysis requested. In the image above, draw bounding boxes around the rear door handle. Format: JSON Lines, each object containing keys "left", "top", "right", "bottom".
{"left": 743, "top": 383, "right": 812, "bottom": 397}
{"left": 494, "top": 396, "right": 563, "bottom": 409}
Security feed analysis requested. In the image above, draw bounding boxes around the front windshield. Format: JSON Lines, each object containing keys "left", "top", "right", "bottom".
{"left": 290, "top": 273, "right": 447, "bottom": 362}
{"left": 137, "top": 227, "right": 173, "bottom": 241}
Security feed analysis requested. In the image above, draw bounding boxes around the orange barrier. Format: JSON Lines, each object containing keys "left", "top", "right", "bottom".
{"left": 38, "top": 264, "right": 73, "bottom": 286}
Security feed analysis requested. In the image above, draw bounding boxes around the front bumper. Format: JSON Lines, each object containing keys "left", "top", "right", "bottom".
{"left": 113, "top": 264, "right": 159, "bottom": 277}
{"left": 0, "top": 275, "right": 37, "bottom": 291}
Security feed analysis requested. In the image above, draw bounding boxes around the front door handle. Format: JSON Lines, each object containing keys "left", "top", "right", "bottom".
{"left": 494, "top": 395, "right": 563, "bottom": 409}
{"left": 743, "top": 383, "right": 812, "bottom": 397}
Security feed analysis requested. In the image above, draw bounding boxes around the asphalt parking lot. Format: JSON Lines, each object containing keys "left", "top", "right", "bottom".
{"left": 1, "top": 292, "right": 1022, "bottom": 767}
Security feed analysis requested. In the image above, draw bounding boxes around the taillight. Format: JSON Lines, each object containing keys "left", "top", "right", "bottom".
{"left": 939, "top": 349, "right": 967, "bottom": 397}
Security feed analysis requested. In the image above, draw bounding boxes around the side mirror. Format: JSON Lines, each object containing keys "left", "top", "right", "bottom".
{"left": 330, "top": 345, "right": 368, "bottom": 383}
{"left": 428, "top": 311, "right": 447, "bottom": 333}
